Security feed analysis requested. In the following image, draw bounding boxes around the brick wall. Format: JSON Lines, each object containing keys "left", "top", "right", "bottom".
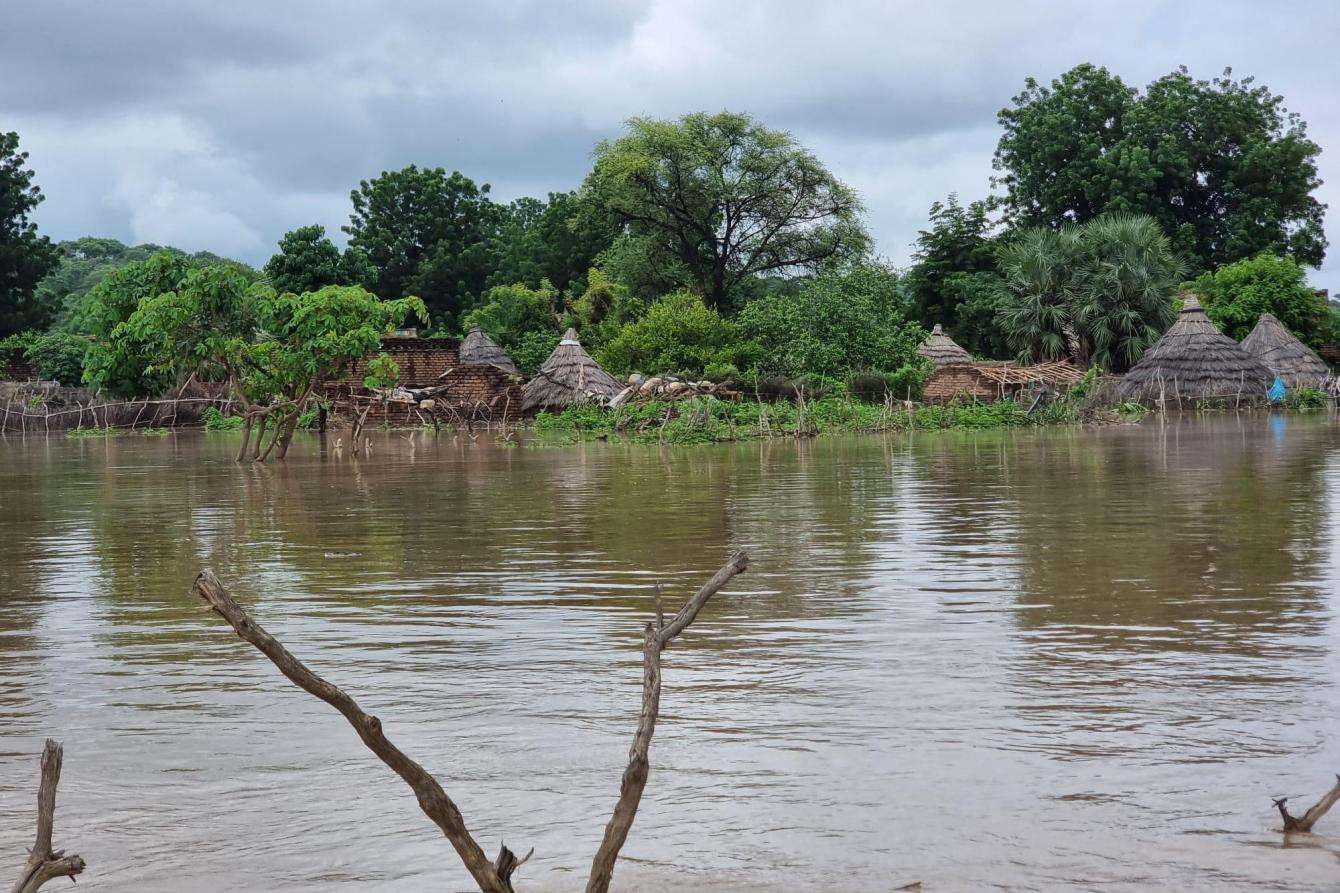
{"left": 326, "top": 337, "right": 523, "bottom": 426}
{"left": 923, "top": 366, "right": 1001, "bottom": 404}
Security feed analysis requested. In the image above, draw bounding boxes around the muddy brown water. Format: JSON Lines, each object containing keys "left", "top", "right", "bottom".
{"left": 1, "top": 416, "right": 1338, "bottom": 891}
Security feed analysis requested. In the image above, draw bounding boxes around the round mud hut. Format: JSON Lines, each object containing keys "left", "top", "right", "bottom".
{"left": 1116, "top": 295, "right": 1272, "bottom": 404}
{"left": 1240, "top": 312, "right": 1332, "bottom": 390}
{"left": 917, "top": 324, "right": 972, "bottom": 367}
{"left": 521, "top": 328, "right": 621, "bottom": 410}
{"left": 460, "top": 326, "right": 521, "bottom": 375}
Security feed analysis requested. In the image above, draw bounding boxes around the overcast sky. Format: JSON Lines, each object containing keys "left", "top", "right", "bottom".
{"left": 3, "top": 1, "right": 1338, "bottom": 283}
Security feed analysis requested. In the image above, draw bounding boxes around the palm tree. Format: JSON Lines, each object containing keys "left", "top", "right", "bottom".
{"left": 995, "top": 226, "right": 1078, "bottom": 364}
{"left": 995, "top": 214, "right": 1184, "bottom": 372}
{"left": 1068, "top": 214, "right": 1184, "bottom": 372}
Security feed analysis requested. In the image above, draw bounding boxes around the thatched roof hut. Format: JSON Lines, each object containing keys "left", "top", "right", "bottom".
{"left": 917, "top": 324, "right": 972, "bottom": 367}
{"left": 1116, "top": 295, "right": 1272, "bottom": 404}
{"left": 1240, "top": 313, "right": 1332, "bottom": 390}
{"left": 521, "top": 328, "right": 621, "bottom": 410}
{"left": 460, "top": 326, "right": 521, "bottom": 375}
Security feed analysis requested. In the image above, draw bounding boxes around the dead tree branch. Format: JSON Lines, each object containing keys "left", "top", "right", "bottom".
{"left": 193, "top": 570, "right": 519, "bottom": 893}
{"left": 1274, "top": 774, "right": 1340, "bottom": 832}
{"left": 585, "top": 551, "right": 749, "bottom": 893}
{"left": 10, "top": 740, "right": 85, "bottom": 893}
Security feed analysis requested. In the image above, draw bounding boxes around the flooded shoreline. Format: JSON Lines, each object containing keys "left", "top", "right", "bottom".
{"left": 2, "top": 416, "right": 1338, "bottom": 890}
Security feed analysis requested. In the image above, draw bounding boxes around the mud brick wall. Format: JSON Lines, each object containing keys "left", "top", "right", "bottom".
{"left": 333, "top": 337, "right": 463, "bottom": 387}
{"left": 923, "top": 366, "right": 1000, "bottom": 404}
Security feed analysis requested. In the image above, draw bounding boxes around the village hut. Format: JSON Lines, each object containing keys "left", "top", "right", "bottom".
{"left": 1240, "top": 312, "right": 1332, "bottom": 390}
{"left": 1116, "top": 295, "right": 1272, "bottom": 404}
{"left": 923, "top": 360, "right": 1087, "bottom": 404}
{"left": 917, "top": 324, "right": 972, "bottom": 367}
{"left": 521, "top": 328, "right": 621, "bottom": 410}
{"left": 460, "top": 326, "right": 521, "bottom": 375}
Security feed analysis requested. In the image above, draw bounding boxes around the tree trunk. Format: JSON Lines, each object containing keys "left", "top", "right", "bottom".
{"left": 10, "top": 740, "right": 85, "bottom": 893}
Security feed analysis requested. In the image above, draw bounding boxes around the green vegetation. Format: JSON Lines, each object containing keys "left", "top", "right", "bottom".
{"left": 202, "top": 407, "right": 245, "bottom": 430}
{"left": 1, "top": 61, "right": 1333, "bottom": 440}
{"left": 1288, "top": 386, "right": 1328, "bottom": 410}
{"left": 996, "top": 214, "right": 1184, "bottom": 372}
{"left": 1191, "top": 253, "right": 1336, "bottom": 346}
{"left": 0, "top": 131, "right": 59, "bottom": 337}
{"left": 263, "top": 224, "right": 374, "bottom": 295}
{"left": 585, "top": 111, "right": 868, "bottom": 312}
{"left": 994, "top": 64, "right": 1325, "bottom": 271}
{"left": 533, "top": 395, "right": 1081, "bottom": 446}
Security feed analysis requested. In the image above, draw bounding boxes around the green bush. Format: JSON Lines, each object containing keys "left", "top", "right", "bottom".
{"left": 1289, "top": 385, "right": 1328, "bottom": 409}
{"left": 363, "top": 352, "right": 400, "bottom": 390}
{"left": 462, "top": 280, "right": 561, "bottom": 374}
{"left": 202, "top": 407, "right": 245, "bottom": 430}
{"left": 23, "top": 331, "right": 89, "bottom": 385}
{"left": 738, "top": 262, "right": 922, "bottom": 381}
{"left": 597, "top": 290, "right": 748, "bottom": 378}
{"left": 1190, "top": 253, "right": 1333, "bottom": 346}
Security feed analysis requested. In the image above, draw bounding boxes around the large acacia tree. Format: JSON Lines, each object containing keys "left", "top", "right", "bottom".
{"left": 585, "top": 111, "right": 868, "bottom": 312}
{"left": 994, "top": 64, "right": 1326, "bottom": 273}
{"left": 0, "top": 131, "right": 59, "bottom": 336}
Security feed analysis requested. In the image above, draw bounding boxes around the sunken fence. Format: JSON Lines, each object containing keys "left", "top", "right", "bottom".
{"left": 0, "top": 382, "right": 233, "bottom": 434}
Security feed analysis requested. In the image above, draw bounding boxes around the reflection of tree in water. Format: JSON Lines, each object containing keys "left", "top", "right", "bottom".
{"left": 929, "top": 414, "right": 1340, "bottom": 761}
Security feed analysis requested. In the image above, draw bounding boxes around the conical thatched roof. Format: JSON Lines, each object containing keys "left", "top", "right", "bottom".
{"left": 1116, "top": 295, "right": 1272, "bottom": 403}
{"left": 1240, "top": 312, "right": 1332, "bottom": 390}
{"left": 917, "top": 324, "right": 972, "bottom": 366}
{"left": 521, "top": 328, "right": 621, "bottom": 410}
{"left": 460, "top": 326, "right": 520, "bottom": 375}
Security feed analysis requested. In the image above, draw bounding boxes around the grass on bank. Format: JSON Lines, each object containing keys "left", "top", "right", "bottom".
{"left": 532, "top": 395, "right": 1081, "bottom": 446}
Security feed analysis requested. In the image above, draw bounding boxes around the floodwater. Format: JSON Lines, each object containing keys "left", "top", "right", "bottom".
{"left": 1, "top": 416, "right": 1339, "bottom": 892}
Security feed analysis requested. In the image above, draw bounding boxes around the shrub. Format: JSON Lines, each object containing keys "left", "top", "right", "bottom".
{"left": 363, "top": 352, "right": 400, "bottom": 390}
{"left": 755, "top": 375, "right": 798, "bottom": 402}
{"left": 738, "top": 261, "right": 922, "bottom": 381}
{"left": 847, "top": 372, "right": 889, "bottom": 403}
{"left": 462, "top": 280, "right": 561, "bottom": 374}
{"left": 1289, "top": 385, "right": 1328, "bottom": 409}
{"left": 23, "top": 331, "right": 89, "bottom": 385}
{"left": 202, "top": 407, "right": 245, "bottom": 430}
{"left": 702, "top": 362, "right": 740, "bottom": 383}
{"left": 597, "top": 290, "right": 747, "bottom": 378}
{"left": 1190, "top": 253, "right": 1333, "bottom": 346}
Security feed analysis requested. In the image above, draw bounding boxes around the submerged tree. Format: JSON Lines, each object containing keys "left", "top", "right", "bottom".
{"left": 585, "top": 111, "right": 868, "bottom": 313}
{"left": 193, "top": 551, "right": 749, "bottom": 893}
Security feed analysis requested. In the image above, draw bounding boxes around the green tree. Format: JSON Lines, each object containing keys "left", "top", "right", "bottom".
{"left": 585, "top": 111, "right": 868, "bottom": 312}
{"left": 0, "top": 131, "right": 60, "bottom": 336}
{"left": 263, "top": 224, "right": 375, "bottom": 295}
{"left": 1191, "top": 253, "right": 1332, "bottom": 346}
{"left": 996, "top": 214, "right": 1184, "bottom": 371}
{"left": 904, "top": 195, "right": 1000, "bottom": 331}
{"left": 597, "top": 290, "right": 746, "bottom": 378}
{"left": 942, "top": 271, "right": 1013, "bottom": 359}
{"left": 995, "top": 64, "right": 1326, "bottom": 272}
{"left": 22, "top": 331, "right": 89, "bottom": 385}
{"left": 344, "top": 166, "right": 501, "bottom": 327}
{"left": 462, "top": 280, "right": 561, "bottom": 374}
{"left": 489, "top": 192, "right": 618, "bottom": 296}
{"left": 738, "top": 262, "right": 922, "bottom": 380}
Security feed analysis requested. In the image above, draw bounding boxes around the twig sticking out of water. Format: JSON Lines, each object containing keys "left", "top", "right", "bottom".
{"left": 10, "top": 739, "right": 85, "bottom": 893}
{"left": 1274, "top": 774, "right": 1340, "bottom": 832}
{"left": 193, "top": 550, "right": 748, "bottom": 893}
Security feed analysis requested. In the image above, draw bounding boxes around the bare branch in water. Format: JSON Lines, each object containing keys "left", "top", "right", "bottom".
{"left": 10, "top": 739, "right": 85, "bottom": 893}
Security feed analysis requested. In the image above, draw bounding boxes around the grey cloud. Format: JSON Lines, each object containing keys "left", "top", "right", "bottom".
{"left": 2, "top": 0, "right": 1337, "bottom": 276}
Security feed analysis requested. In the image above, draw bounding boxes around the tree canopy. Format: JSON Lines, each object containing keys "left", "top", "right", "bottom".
{"left": 996, "top": 214, "right": 1184, "bottom": 372}
{"left": 263, "top": 224, "right": 374, "bottom": 295}
{"left": 0, "top": 131, "right": 60, "bottom": 337}
{"left": 1191, "top": 252, "right": 1334, "bottom": 346}
{"left": 585, "top": 111, "right": 868, "bottom": 312}
{"left": 994, "top": 64, "right": 1326, "bottom": 272}
{"left": 344, "top": 166, "right": 500, "bottom": 328}
{"left": 904, "top": 195, "right": 1002, "bottom": 336}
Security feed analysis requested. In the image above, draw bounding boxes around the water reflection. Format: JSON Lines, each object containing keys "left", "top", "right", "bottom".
{"left": 0, "top": 418, "right": 1338, "bottom": 891}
